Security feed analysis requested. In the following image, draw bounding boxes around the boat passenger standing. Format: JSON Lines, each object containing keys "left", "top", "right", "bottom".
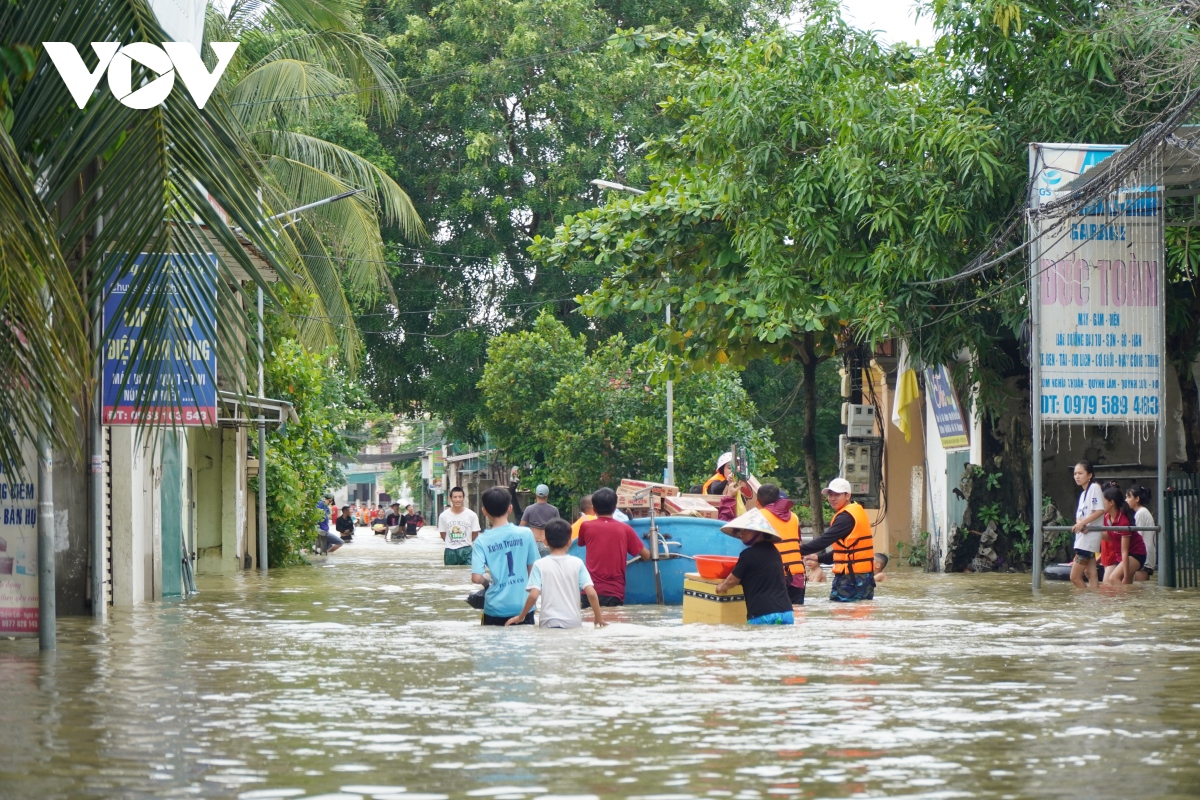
{"left": 755, "top": 483, "right": 805, "bottom": 605}
{"left": 576, "top": 487, "right": 650, "bottom": 607}
{"left": 714, "top": 509, "right": 794, "bottom": 625}
{"left": 799, "top": 478, "right": 876, "bottom": 602}
{"left": 471, "top": 487, "right": 541, "bottom": 626}
{"left": 702, "top": 452, "right": 734, "bottom": 494}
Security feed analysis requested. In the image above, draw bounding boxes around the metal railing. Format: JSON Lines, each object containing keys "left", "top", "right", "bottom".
{"left": 1165, "top": 474, "right": 1200, "bottom": 588}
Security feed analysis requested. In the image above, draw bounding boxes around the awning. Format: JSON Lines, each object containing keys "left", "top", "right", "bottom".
{"left": 348, "top": 450, "right": 423, "bottom": 465}
{"left": 217, "top": 391, "right": 298, "bottom": 429}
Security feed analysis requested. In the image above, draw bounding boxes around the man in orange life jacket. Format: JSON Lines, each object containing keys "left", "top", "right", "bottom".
{"left": 755, "top": 483, "right": 806, "bottom": 605}
{"left": 800, "top": 478, "right": 876, "bottom": 602}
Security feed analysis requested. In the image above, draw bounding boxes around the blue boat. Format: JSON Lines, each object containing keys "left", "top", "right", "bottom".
{"left": 568, "top": 516, "right": 746, "bottom": 605}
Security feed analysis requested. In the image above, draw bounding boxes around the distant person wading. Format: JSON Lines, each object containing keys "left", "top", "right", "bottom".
{"left": 439, "top": 486, "right": 481, "bottom": 566}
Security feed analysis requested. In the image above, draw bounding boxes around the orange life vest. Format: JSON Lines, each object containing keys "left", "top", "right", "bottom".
{"left": 832, "top": 502, "right": 875, "bottom": 575}
{"left": 701, "top": 472, "right": 725, "bottom": 494}
{"left": 761, "top": 508, "right": 803, "bottom": 576}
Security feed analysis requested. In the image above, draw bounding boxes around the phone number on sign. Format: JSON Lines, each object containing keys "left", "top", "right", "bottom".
{"left": 1040, "top": 394, "right": 1160, "bottom": 416}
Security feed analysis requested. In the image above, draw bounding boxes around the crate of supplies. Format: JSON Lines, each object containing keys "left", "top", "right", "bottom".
{"left": 682, "top": 572, "right": 747, "bottom": 625}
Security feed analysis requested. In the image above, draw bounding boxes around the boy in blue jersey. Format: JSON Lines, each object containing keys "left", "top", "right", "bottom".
{"left": 471, "top": 486, "right": 541, "bottom": 626}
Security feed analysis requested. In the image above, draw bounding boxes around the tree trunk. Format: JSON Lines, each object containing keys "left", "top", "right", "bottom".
{"left": 799, "top": 333, "right": 825, "bottom": 531}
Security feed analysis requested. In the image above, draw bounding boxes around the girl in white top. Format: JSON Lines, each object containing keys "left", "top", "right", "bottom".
{"left": 1070, "top": 460, "right": 1105, "bottom": 589}
{"left": 1126, "top": 485, "right": 1157, "bottom": 581}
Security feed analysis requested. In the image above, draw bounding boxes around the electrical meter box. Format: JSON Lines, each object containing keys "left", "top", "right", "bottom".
{"left": 839, "top": 435, "right": 883, "bottom": 509}
{"left": 841, "top": 403, "right": 877, "bottom": 438}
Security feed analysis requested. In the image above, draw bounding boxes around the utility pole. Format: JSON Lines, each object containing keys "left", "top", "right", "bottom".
{"left": 38, "top": 290, "right": 56, "bottom": 649}
{"left": 589, "top": 179, "right": 675, "bottom": 484}
{"left": 257, "top": 286, "right": 267, "bottom": 574}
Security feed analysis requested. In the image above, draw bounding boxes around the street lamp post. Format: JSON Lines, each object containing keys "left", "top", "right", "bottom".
{"left": 589, "top": 179, "right": 674, "bottom": 486}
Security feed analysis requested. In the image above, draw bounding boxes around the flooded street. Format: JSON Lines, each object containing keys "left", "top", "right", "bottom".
{"left": 2, "top": 529, "right": 1199, "bottom": 800}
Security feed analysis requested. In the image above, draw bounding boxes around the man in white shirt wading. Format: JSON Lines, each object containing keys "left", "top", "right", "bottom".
{"left": 439, "top": 486, "right": 481, "bottom": 566}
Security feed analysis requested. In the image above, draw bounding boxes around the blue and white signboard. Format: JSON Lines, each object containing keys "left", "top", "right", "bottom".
{"left": 924, "top": 365, "right": 969, "bottom": 449}
{"left": 1029, "top": 144, "right": 1163, "bottom": 423}
{"left": 102, "top": 253, "right": 218, "bottom": 425}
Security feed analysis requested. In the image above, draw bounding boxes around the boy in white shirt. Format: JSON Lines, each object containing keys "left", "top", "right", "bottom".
{"left": 507, "top": 519, "right": 606, "bottom": 629}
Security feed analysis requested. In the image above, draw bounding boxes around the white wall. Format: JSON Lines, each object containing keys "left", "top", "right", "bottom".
{"left": 923, "top": 393, "right": 950, "bottom": 567}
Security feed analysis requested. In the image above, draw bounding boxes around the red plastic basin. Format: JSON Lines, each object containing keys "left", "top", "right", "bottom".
{"left": 694, "top": 554, "right": 738, "bottom": 580}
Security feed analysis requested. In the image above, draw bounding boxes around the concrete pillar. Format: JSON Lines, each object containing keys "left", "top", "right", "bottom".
{"left": 109, "top": 427, "right": 147, "bottom": 607}
{"left": 220, "top": 427, "right": 247, "bottom": 572}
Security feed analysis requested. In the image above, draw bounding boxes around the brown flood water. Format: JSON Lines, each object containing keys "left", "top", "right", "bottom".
{"left": 1, "top": 528, "right": 1199, "bottom": 800}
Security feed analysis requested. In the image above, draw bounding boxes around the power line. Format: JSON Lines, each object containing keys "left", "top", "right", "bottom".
{"left": 230, "top": 22, "right": 699, "bottom": 109}
{"left": 291, "top": 294, "right": 584, "bottom": 322}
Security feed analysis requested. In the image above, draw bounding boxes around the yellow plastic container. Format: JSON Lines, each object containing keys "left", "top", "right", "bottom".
{"left": 682, "top": 572, "right": 747, "bottom": 625}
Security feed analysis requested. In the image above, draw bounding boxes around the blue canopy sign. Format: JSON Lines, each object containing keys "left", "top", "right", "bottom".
{"left": 102, "top": 253, "right": 218, "bottom": 425}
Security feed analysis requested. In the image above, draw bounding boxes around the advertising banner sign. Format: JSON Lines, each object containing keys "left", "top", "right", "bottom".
{"left": 102, "top": 253, "right": 218, "bottom": 425}
{"left": 430, "top": 448, "right": 445, "bottom": 491}
{"left": 0, "top": 462, "right": 38, "bottom": 637}
{"left": 924, "top": 365, "right": 969, "bottom": 450}
{"left": 1029, "top": 144, "right": 1163, "bottom": 423}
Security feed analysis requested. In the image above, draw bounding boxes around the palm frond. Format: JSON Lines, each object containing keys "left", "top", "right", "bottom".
{"left": 263, "top": 154, "right": 392, "bottom": 298}
{"left": 227, "top": 57, "right": 349, "bottom": 129}
{"left": 256, "top": 129, "right": 420, "bottom": 236}
{"left": 3, "top": 0, "right": 294, "bottom": 447}
{"left": 0, "top": 126, "right": 87, "bottom": 478}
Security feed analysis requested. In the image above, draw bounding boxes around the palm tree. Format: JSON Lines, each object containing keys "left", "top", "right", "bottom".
{"left": 0, "top": 0, "right": 421, "bottom": 476}
{"left": 208, "top": 0, "right": 422, "bottom": 365}
{"left": 2, "top": 0, "right": 301, "bottom": 479}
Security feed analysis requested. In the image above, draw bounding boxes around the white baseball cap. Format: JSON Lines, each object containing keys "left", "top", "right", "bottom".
{"left": 821, "top": 478, "right": 852, "bottom": 495}
{"left": 715, "top": 452, "right": 733, "bottom": 469}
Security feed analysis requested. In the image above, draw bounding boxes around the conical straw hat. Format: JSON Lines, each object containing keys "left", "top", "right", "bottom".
{"left": 720, "top": 508, "right": 782, "bottom": 542}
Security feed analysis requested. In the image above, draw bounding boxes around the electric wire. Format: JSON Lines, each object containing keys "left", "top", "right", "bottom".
{"left": 229, "top": 20, "right": 703, "bottom": 109}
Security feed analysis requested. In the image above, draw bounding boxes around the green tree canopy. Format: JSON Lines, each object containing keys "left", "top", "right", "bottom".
{"left": 354, "top": 0, "right": 789, "bottom": 436}
{"left": 533, "top": 9, "right": 1007, "bottom": 520}
{"left": 478, "top": 312, "right": 774, "bottom": 498}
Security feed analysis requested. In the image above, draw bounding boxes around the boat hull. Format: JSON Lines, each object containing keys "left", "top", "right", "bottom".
{"left": 568, "top": 516, "right": 745, "bottom": 605}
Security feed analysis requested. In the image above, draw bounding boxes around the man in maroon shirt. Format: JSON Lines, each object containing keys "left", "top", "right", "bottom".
{"left": 577, "top": 487, "right": 651, "bottom": 606}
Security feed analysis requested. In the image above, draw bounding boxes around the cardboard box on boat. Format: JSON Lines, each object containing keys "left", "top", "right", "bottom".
{"left": 663, "top": 495, "right": 719, "bottom": 519}
{"left": 619, "top": 478, "right": 680, "bottom": 497}
{"left": 679, "top": 493, "right": 722, "bottom": 507}
{"left": 615, "top": 489, "right": 662, "bottom": 510}
{"left": 682, "top": 572, "right": 746, "bottom": 624}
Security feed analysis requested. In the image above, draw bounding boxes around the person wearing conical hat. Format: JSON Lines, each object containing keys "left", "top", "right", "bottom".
{"left": 714, "top": 508, "right": 794, "bottom": 625}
